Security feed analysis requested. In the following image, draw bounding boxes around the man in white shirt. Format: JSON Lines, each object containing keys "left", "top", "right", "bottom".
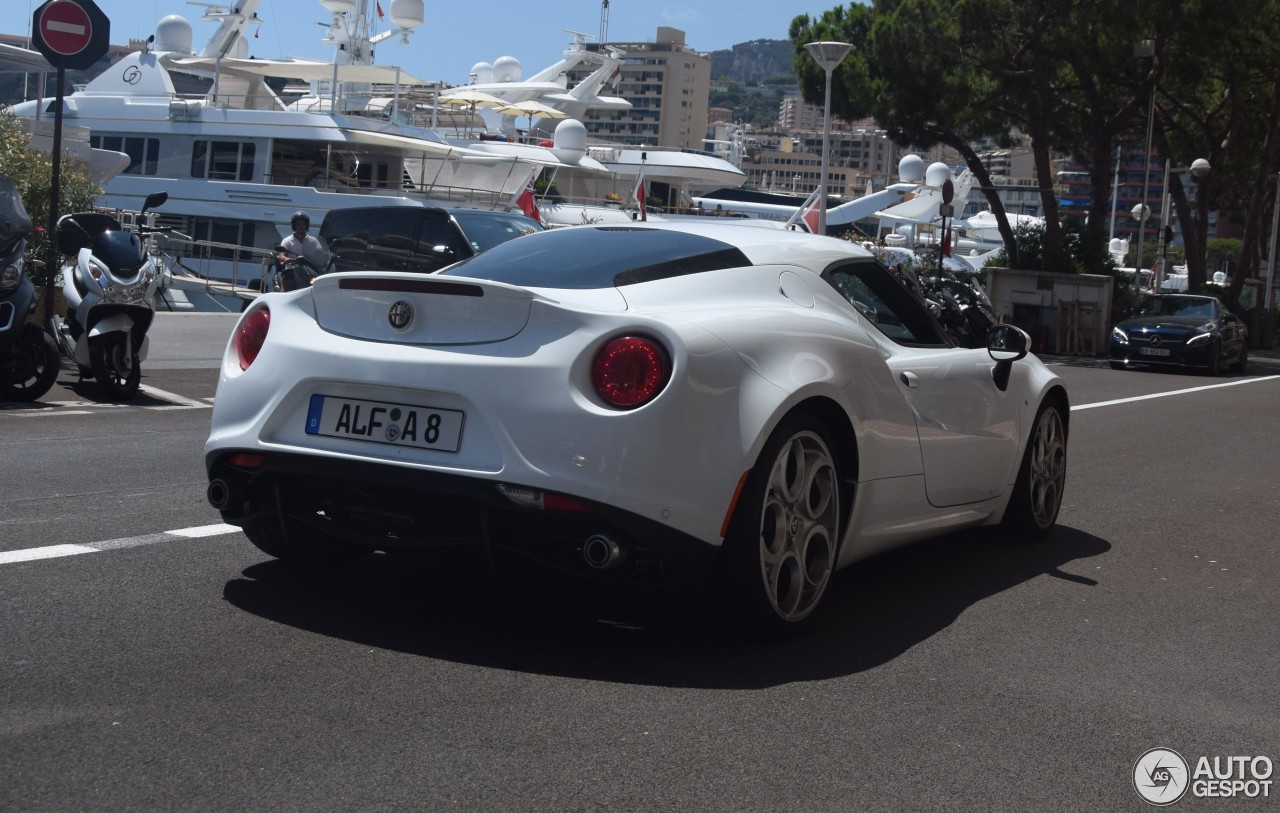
{"left": 277, "top": 211, "right": 331, "bottom": 273}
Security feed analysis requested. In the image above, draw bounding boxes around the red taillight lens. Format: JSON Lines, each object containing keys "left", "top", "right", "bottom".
{"left": 592, "top": 335, "right": 669, "bottom": 409}
{"left": 236, "top": 306, "right": 270, "bottom": 370}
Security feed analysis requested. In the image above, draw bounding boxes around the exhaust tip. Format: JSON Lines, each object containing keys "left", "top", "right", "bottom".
{"left": 206, "top": 479, "right": 232, "bottom": 511}
{"left": 583, "top": 534, "right": 628, "bottom": 571}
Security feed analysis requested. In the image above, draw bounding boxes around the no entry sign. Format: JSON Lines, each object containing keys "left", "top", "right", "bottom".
{"left": 31, "top": 0, "right": 109, "bottom": 71}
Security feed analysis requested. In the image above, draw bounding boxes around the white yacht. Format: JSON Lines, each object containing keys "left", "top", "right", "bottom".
{"left": 7, "top": 0, "right": 602, "bottom": 302}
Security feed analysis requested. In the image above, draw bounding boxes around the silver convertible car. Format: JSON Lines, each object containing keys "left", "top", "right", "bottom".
{"left": 205, "top": 223, "right": 1068, "bottom": 633}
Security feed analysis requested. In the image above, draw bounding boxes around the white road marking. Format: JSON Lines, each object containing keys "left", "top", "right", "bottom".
{"left": 138, "top": 384, "right": 209, "bottom": 408}
{"left": 0, "top": 544, "right": 98, "bottom": 564}
{"left": 1072, "top": 375, "right": 1280, "bottom": 411}
{"left": 0, "top": 524, "right": 240, "bottom": 567}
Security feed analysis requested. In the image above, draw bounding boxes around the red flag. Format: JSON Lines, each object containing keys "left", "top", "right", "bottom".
{"left": 942, "top": 227, "right": 952, "bottom": 256}
{"left": 375, "top": 1, "right": 385, "bottom": 17}
{"left": 631, "top": 169, "right": 647, "bottom": 222}
{"left": 802, "top": 198, "right": 820, "bottom": 234}
{"left": 516, "top": 178, "right": 541, "bottom": 223}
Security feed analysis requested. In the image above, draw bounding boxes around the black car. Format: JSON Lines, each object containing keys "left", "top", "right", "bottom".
{"left": 318, "top": 206, "right": 542, "bottom": 275}
{"left": 1109, "top": 294, "right": 1247, "bottom": 374}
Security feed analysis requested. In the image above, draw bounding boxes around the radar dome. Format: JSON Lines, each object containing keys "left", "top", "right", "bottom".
{"left": 319, "top": 0, "right": 356, "bottom": 13}
{"left": 492, "top": 56, "right": 522, "bottom": 83}
{"left": 389, "top": 0, "right": 424, "bottom": 29}
{"left": 924, "top": 161, "right": 951, "bottom": 189}
{"left": 154, "top": 15, "right": 193, "bottom": 55}
{"left": 898, "top": 154, "right": 924, "bottom": 183}
{"left": 551, "top": 119, "right": 587, "bottom": 164}
{"left": 470, "top": 61, "right": 494, "bottom": 84}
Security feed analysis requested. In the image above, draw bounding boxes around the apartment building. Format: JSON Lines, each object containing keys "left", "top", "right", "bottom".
{"left": 576, "top": 27, "right": 711, "bottom": 151}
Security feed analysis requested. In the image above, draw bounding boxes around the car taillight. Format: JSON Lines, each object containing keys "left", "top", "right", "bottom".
{"left": 236, "top": 306, "right": 270, "bottom": 370}
{"left": 591, "top": 335, "right": 669, "bottom": 409}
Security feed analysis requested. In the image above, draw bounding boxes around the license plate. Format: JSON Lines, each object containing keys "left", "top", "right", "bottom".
{"left": 1139, "top": 347, "right": 1171, "bottom": 356}
{"left": 305, "top": 394, "right": 464, "bottom": 452}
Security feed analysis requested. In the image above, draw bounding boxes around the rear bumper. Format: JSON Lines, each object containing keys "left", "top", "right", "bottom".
{"left": 206, "top": 450, "right": 720, "bottom": 589}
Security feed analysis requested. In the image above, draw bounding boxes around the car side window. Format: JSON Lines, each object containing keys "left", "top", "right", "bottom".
{"left": 824, "top": 260, "right": 947, "bottom": 346}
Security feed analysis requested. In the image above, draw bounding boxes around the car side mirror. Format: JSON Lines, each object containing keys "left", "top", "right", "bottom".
{"left": 988, "top": 324, "right": 1030, "bottom": 391}
{"left": 431, "top": 245, "right": 456, "bottom": 262}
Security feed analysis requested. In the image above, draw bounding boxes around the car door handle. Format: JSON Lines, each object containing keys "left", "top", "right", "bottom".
{"left": 900, "top": 371, "right": 920, "bottom": 388}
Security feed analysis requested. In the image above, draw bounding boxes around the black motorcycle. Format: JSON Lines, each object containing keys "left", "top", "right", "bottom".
{"left": 0, "top": 177, "right": 60, "bottom": 402}
{"left": 272, "top": 246, "right": 322, "bottom": 292}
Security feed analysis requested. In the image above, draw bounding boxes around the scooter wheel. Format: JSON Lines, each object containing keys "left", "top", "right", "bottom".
{"left": 89, "top": 333, "right": 141, "bottom": 402}
{"left": 0, "top": 325, "right": 61, "bottom": 402}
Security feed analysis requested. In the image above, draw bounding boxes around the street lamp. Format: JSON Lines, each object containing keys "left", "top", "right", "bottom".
{"left": 804, "top": 40, "right": 852, "bottom": 235}
{"left": 1130, "top": 202, "right": 1151, "bottom": 292}
{"left": 1155, "top": 157, "right": 1210, "bottom": 291}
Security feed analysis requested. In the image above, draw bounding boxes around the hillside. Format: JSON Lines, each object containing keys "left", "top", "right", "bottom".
{"left": 708, "top": 39, "right": 797, "bottom": 85}
{"left": 707, "top": 39, "right": 797, "bottom": 126}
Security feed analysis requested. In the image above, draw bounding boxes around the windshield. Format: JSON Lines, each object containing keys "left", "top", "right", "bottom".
{"left": 1136, "top": 295, "right": 1217, "bottom": 319}
{"left": 450, "top": 211, "right": 541, "bottom": 253}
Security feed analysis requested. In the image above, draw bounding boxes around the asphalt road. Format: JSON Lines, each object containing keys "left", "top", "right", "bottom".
{"left": 2, "top": 313, "right": 1278, "bottom": 812}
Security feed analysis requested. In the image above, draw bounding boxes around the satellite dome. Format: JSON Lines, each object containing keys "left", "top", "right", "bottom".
{"left": 925, "top": 161, "right": 951, "bottom": 189}
{"left": 389, "top": 0, "right": 424, "bottom": 29}
{"left": 154, "top": 15, "right": 193, "bottom": 55}
{"left": 492, "top": 56, "right": 522, "bottom": 83}
{"left": 470, "top": 61, "right": 494, "bottom": 84}
{"left": 319, "top": 0, "right": 356, "bottom": 13}
{"left": 898, "top": 154, "right": 925, "bottom": 183}
{"left": 551, "top": 119, "right": 587, "bottom": 163}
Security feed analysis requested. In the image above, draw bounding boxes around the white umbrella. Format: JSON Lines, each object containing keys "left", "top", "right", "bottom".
{"left": 494, "top": 99, "right": 569, "bottom": 134}
{"left": 436, "top": 89, "right": 506, "bottom": 133}
{"left": 436, "top": 88, "right": 506, "bottom": 108}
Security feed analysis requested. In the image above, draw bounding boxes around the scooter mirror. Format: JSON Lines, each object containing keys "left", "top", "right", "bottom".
{"left": 55, "top": 216, "right": 92, "bottom": 255}
{"left": 141, "top": 192, "right": 168, "bottom": 213}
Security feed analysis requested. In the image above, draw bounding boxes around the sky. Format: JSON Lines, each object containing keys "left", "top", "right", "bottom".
{"left": 12, "top": 0, "right": 831, "bottom": 86}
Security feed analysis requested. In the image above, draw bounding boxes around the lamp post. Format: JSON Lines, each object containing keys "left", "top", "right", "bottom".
{"left": 1264, "top": 171, "right": 1280, "bottom": 348}
{"left": 804, "top": 40, "right": 852, "bottom": 235}
{"left": 1130, "top": 202, "right": 1151, "bottom": 292}
{"left": 1154, "top": 157, "right": 1210, "bottom": 291}
{"left": 1133, "top": 39, "right": 1156, "bottom": 281}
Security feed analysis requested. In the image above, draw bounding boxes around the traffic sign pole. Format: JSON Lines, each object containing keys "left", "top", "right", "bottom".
{"left": 43, "top": 65, "right": 66, "bottom": 326}
{"left": 30, "top": 0, "right": 110, "bottom": 325}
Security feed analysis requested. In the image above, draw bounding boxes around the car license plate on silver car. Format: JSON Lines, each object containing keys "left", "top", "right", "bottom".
{"left": 305, "top": 394, "right": 464, "bottom": 452}
{"left": 1139, "top": 347, "right": 1172, "bottom": 356}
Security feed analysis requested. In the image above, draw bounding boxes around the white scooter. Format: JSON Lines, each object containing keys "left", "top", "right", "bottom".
{"left": 51, "top": 192, "right": 168, "bottom": 401}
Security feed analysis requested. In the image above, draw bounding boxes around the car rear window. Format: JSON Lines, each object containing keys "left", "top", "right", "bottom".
{"left": 438, "top": 226, "right": 751, "bottom": 289}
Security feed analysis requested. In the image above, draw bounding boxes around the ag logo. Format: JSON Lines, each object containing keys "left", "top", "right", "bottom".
{"left": 1134, "top": 748, "right": 1190, "bottom": 806}
{"left": 122, "top": 65, "right": 141, "bottom": 84}
{"left": 387, "top": 299, "right": 413, "bottom": 330}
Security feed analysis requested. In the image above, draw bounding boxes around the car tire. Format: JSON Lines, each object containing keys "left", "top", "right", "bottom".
{"left": 1230, "top": 344, "right": 1248, "bottom": 374}
{"left": 243, "top": 514, "right": 372, "bottom": 566}
{"left": 723, "top": 412, "right": 842, "bottom": 635}
{"left": 1205, "top": 341, "right": 1222, "bottom": 376}
{"left": 1109, "top": 360, "right": 1125, "bottom": 371}
{"left": 1001, "top": 398, "right": 1067, "bottom": 539}
{"left": 89, "top": 333, "right": 141, "bottom": 401}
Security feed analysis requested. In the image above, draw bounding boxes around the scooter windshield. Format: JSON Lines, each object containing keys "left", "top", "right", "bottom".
{"left": 0, "top": 177, "right": 33, "bottom": 256}
{"left": 92, "top": 230, "right": 144, "bottom": 275}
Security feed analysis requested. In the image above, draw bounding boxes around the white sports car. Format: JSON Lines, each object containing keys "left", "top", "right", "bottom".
{"left": 205, "top": 222, "right": 1068, "bottom": 632}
